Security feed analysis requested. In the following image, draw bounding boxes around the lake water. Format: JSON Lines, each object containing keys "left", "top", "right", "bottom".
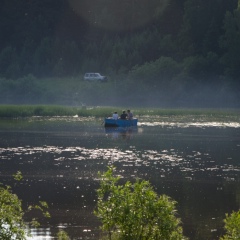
{"left": 0, "top": 116, "right": 240, "bottom": 240}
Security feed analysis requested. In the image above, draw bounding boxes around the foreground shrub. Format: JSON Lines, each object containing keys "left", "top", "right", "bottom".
{"left": 220, "top": 210, "right": 240, "bottom": 240}
{"left": 0, "top": 185, "right": 70, "bottom": 240}
{"left": 95, "top": 167, "right": 187, "bottom": 240}
{"left": 0, "top": 185, "right": 26, "bottom": 239}
{"left": 0, "top": 172, "right": 50, "bottom": 240}
{"left": 57, "top": 229, "right": 70, "bottom": 240}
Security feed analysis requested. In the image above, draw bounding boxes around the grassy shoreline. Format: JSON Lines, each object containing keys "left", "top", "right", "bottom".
{"left": 0, "top": 104, "right": 239, "bottom": 120}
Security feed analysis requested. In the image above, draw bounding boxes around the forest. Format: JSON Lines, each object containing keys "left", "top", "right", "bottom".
{"left": 0, "top": 0, "right": 240, "bottom": 107}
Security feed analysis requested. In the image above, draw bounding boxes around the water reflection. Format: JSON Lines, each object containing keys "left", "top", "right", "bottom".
{"left": 27, "top": 228, "right": 52, "bottom": 240}
{"left": 139, "top": 121, "right": 240, "bottom": 128}
{"left": 0, "top": 118, "right": 240, "bottom": 240}
{"left": 105, "top": 126, "right": 138, "bottom": 140}
{"left": 1, "top": 143, "right": 239, "bottom": 181}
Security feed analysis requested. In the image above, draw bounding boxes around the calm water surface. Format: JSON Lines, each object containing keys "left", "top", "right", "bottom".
{"left": 0, "top": 116, "right": 240, "bottom": 240}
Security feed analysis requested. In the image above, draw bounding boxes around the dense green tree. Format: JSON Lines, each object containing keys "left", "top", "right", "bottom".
{"left": 0, "top": 172, "right": 50, "bottom": 240}
{"left": 52, "top": 39, "right": 82, "bottom": 76}
{"left": 0, "top": 0, "right": 240, "bottom": 103}
{"left": 0, "top": 46, "right": 20, "bottom": 79}
{"left": 0, "top": 0, "right": 67, "bottom": 49}
{"left": 95, "top": 167, "right": 186, "bottom": 240}
{"left": 33, "top": 38, "right": 53, "bottom": 77}
{"left": 178, "top": 0, "right": 238, "bottom": 56}
{"left": 182, "top": 52, "right": 221, "bottom": 81}
{"left": 220, "top": 210, "right": 240, "bottom": 240}
{"left": 220, "top": 8, "right": 240, "bottom": 79}
{"left": 0, "top": 185, "right": 26, "bottom": 239}
{"left": 129, "top": 56, "right": 180, "bottom": 86}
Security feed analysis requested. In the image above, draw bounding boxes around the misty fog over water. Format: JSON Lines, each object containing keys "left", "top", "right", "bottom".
{"left": 0, "top": 77, "right": 239, "bottom": 108}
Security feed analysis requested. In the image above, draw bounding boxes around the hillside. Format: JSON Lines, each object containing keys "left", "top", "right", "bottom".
{"left": 0, "top": 0, "right": 239, "bottom": 107}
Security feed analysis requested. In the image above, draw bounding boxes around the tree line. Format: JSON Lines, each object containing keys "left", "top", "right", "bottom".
{"left": 0, "top": 0, "right": 239, "bottom": 107}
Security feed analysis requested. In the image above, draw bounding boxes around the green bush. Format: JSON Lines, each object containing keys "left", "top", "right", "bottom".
{"left": 0, "top": 184, "right": 70, "bottom": 240}
{"left": 220, "top": 210, "right": 240, "bottom": 240}
{"left": 95, "top": 167, "right": 187, "bottom": 240}
{"left": 57, "top": 230, "right": 70, "bottom": 240}
{"left": 0, "top": 173, "right": 50, "bottom": 240}
{"left": 129, "top": 56, "right": 180, "bottom": 85}
{"left": 0, "top": 185, "right": 27, "bottom": 239}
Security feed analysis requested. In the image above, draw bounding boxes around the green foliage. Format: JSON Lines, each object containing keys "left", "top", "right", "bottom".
{"left": 27, "top": 201, "right": 50, "bottom": 226}
{"left": 0, "top": 185, "right": 27, "bottom": 240}
{"left": 220, "top": 210, "right": 240, "bottom": 240}
{"left": 0, "top": 172, "right": 50, "bottom": 239}
{"left": 0, "top": 105, "right": 239, "bottom": 121}
{"left": 129, "top": 56, "right": 180, "bottom": 85}
{"left": 95, "top": 167, "right": 186, "bottom": 240}
{"left": 0, "top": 74, "right": 47, "bottom": 104}
{"left": 13, "top": 171, "right": 23, "bottom": 181}
{"left": 0, "top": 46, "right": 20, "bottom": 79}
{"left": 0, "top": 0, "right": 240, "bottom": 107}
{"left": 182, "top": 52, "right": 221, "bottom": 80}
{"left": 57, "top": 230, "right": 70, "bottom": 240}
{"left": 0, "top": 105, "right": 77, "bottom": 117}
{"left": 0, "top": 0, "right": 239, "bottom": 82}
{"left": 33, "top": 37, "right": 82, "bottom": 77}
{"left": 220, "top": 9, "right": 240, "bottom": 79}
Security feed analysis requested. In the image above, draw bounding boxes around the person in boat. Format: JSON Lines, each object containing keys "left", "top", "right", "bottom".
{"left": 127, "top": 109, "right": 133, "bottom": 120}
{"left": 112, "top": 111, "right": 118, "bottom": 120}
{"left": 120, "top": 110, "right": 128, "bottom": 120}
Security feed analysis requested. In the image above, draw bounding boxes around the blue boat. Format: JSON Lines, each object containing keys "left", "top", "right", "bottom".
{"left": 104, "top": 118, "right": 138, "bottom": 127}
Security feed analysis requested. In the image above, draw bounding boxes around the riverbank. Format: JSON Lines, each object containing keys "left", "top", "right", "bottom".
{"left": 0, "top": 105, "right": 239, "bottom": 122}
{"left": 1, "top": 76, "right": 240, "bottom": 108}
